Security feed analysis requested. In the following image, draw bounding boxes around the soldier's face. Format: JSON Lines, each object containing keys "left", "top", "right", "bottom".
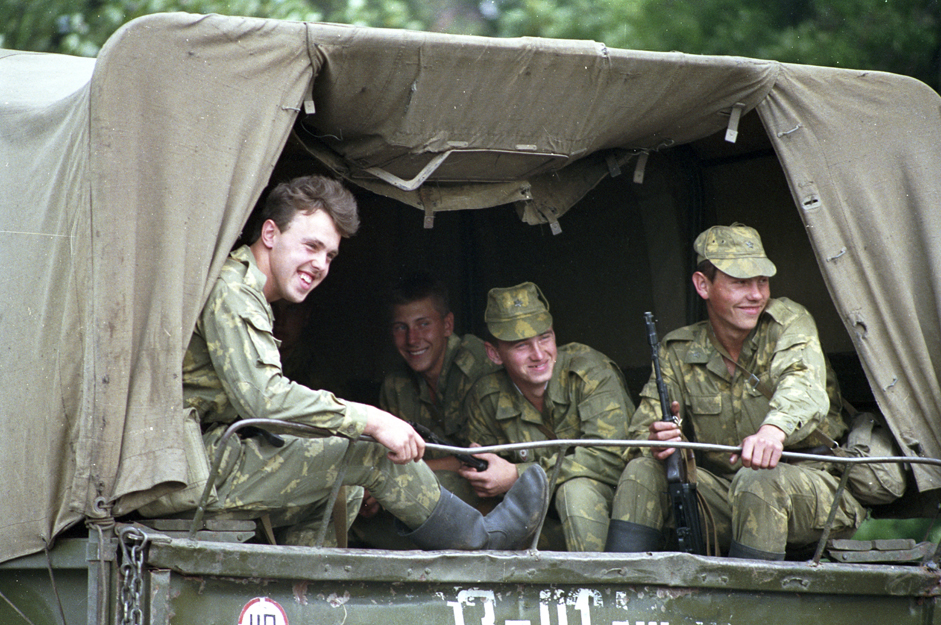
{"left": 260, "top": 209, "right": 341, "bottom": 303}
{"left": 488, "top": 329, "right": 558, "bottom": 391}
{"left": 391, "top": 297, "right": 454, "bottom": 383}
{"left": 695, "top": 270, "right": 770, "bottom": 337}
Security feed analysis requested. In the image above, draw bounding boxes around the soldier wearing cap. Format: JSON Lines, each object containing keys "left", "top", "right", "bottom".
{"left": 460, "top": 282, "right": 634, "bottom": 551}
{"left": 606, "top": 224, "right": 865, "bottom": 559}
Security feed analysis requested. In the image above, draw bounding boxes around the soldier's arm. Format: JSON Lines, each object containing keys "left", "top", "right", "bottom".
{"left": 362, "top": 408, "right": 425, "bottom": 464}
{"left": 201, "top": 281, "right": 368, "bottom": 439}
{"left": 762, "top": 312, "right": 830, "bottom": 448}
{"left": 629, "top": 345, "right": 685, "bottom": 458}
{"left": 461, "top": 383, "right": 524, "bottom": 496}
{"left": 458, "top": 452, "right": 518, "bottom": 497}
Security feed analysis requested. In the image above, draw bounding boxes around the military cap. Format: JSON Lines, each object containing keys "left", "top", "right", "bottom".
{"left": 485, "top": 282, "right": 553, "bottom": 341}
{"left": 694, "top": 223, "right": 777, "bottom": 279}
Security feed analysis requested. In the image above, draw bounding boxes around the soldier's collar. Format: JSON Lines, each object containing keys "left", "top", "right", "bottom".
{"left": 434, "top": 334, "right": 464, "bottom": 387}
{"left": 232, "top": 245, "right": 268, "bottom": 295}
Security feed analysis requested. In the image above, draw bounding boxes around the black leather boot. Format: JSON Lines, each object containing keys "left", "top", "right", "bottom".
{"left": 401, "top": 465, "right": 549, "bottom": 550}
{"left": 727, "top": 540, "right": 785, "bottom": 560}
{"left": 604, "top": 519, "right": 664, "bottom": 552}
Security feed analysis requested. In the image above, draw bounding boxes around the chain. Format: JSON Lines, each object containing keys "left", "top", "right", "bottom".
{"left": 118, "top": 525, "right": 150, "bottom": 625}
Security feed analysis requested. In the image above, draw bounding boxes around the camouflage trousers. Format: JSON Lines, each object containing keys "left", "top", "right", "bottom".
{"left": 611, "top": 456, "right": 866, "bottom": 554}
{"left": 204, "top": 430, "right": 441, "bottom": 546}
{"left": 555, "top": 477, "right": 614, "bottom": 552}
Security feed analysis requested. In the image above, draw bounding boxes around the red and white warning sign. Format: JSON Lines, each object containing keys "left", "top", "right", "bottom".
{"left": 238, "top": 597, "right": 289, "bottom": 625}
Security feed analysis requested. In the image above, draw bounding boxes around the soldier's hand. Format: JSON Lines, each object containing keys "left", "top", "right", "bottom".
{"left": 458, "top": 448, "right": 517, "bottom": 498}
{"left": 649, "top": 402, "right": 682, "bottom": 460}
{"left": 733, "top": 424, "right": 785, "bottom": 469}
{"left": 363, "top": 408, "right": 425, "bottom": 464}
{"left": 359, "top": 489, "right": 381, "bottom": 518}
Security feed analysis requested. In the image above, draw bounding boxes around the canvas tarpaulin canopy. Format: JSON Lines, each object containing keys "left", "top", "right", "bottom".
{"left": 1, "top": 11, "right": 940, "bottom": 564}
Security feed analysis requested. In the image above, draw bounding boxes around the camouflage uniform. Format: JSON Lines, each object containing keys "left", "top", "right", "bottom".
{"left": 380, "top": 333, "right": 498, "bottom": 453}
{"left": 467, "top": 343, "right": 634, "bottom": 551}
{"left": 613, "top": 297, "right": 866, "bottom": 554}
{"left": 380, "top": 331, "right": 499, "bottom": 498}
{"left": 350, "top": 334, "right": 498, "bottom": 548}
{"left": 182, "top": 246, "right": 440, "bottom": 542}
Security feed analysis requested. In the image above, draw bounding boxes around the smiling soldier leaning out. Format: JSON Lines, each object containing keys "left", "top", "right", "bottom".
{"left": 163, "top": 175, "right": 547, "bottom": 550}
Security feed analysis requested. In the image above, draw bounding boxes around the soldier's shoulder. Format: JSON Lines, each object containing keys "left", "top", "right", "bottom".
{"left": 210, "top": 247, "right": 265, "bottom": 307}
{"left": 212, "top": 257, "right": 248, "bottom": 292}
{"left": 456, "top": 333, "right": 492, "bottom": 362}
{"left": 216, "top": 245, "right": 252, "bottom": 282}
{"left": 459, "top": 333, "right": 488, "bottom": 350}
{"left": 455, "top": 333, "right": 501, "bottom": 377}
{"left": 204, "top": 261, "right": 270, "bottom": 329}
{"left": 380, "top": 364, "right": 414, "bottom": 392}
{"left": 470, "top": 367, "right": 512, "bottom": 399}
{"left": 661, "top": 323, "right": 703, "bottom": 346}
{"left": 558, "top": 343, "right": 618, "bottom": 375}
{"left": 765, "top": 297, "right": 812, "bottom": 325}
{"left": 763, "top": 298, "right": 821, "bottom": 348}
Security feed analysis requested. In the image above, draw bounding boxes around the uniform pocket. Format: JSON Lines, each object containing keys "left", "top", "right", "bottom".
{"left": 241, "top": 308, "right": 282, "bottom": 368}
{"left": 689, "top": 394, "right": 722, "bottom": 416}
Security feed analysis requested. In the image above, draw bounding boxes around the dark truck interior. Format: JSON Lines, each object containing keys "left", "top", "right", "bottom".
{"left": 249, "top": 110, "right": 874, "bottom": 415}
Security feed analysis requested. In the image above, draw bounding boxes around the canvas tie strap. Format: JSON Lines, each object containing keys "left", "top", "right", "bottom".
{"left": 725, "top": 103, "right": 745, "bottom": 143}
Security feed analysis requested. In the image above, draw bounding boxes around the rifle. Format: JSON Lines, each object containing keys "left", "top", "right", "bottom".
{"left": 409, "top": 422, "right": 489, "bottom": 472}
{"left": 645, "top": 312, "right": 706, "bottom": 555}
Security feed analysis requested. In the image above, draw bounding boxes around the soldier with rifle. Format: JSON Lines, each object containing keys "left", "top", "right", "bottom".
{"left": 606, "top": 224, "right": 865, "bottom": 560}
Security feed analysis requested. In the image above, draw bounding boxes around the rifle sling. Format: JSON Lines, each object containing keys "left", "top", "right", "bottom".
{"left": 535, "top": 423, "right": 557, "bottom": 441}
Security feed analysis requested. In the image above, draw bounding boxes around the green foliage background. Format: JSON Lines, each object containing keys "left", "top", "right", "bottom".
{"left": 3, "top": 0, "right": 940, "bottom": 90}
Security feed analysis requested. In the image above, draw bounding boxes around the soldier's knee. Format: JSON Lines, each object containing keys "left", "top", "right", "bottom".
{"left": 555, "top": 478, "right": 612, "bottom": 519}
{"left": 729, "top": 466, "right": 791, "bottom": 508}
{"left": 618, "top": 456, "right": 667, "bottom": 490}
{"left": 611, "top": 457, "right": 669, "bottom": 525}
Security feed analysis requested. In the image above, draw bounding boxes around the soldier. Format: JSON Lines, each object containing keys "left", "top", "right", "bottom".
{"left": 352, "top": 272, "right": 499, "bottom": 548}
{"left": 460, "top": 282, "right": 634, "bottom": 551}
{"left": 607, "top": 224, "right": 865, "bottom": 559}
{"left": 177, "top": 174, "right": 548, "bottom": 550}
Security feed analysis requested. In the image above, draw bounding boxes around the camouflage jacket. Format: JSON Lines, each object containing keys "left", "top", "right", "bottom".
{"left": 182, "top": 245, "right": 368, "bottom": 439}
{"left": 466, "top": 343, "right": 634, "bottom": 487}
{"left": 629, "top": 297, "right": 847, "bottom": 478}
{"left": 379, "top": 333, "right": 499, "bottom": 458}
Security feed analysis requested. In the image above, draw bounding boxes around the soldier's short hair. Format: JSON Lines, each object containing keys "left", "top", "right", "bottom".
{"left": 250, "top": 175, "right": 359, "bottom": 243}
{"left": 389, "top": 271, "right": 450, "bottom": 318}
{"left": 697, "top": 259, "right": 719, "bottom": 281}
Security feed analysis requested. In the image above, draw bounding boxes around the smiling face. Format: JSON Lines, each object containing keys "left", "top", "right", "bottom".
{"left": 694, "top": 269, "right": 770, "bottom": 341}
{"left": 487, "top": 328, "right": 558, "bottom": 398}
{"left": 256, "top": 209, "right": 341, "bottom": 303}
{"left": 391, "top": 297, "right": 454, "bottom": 386}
